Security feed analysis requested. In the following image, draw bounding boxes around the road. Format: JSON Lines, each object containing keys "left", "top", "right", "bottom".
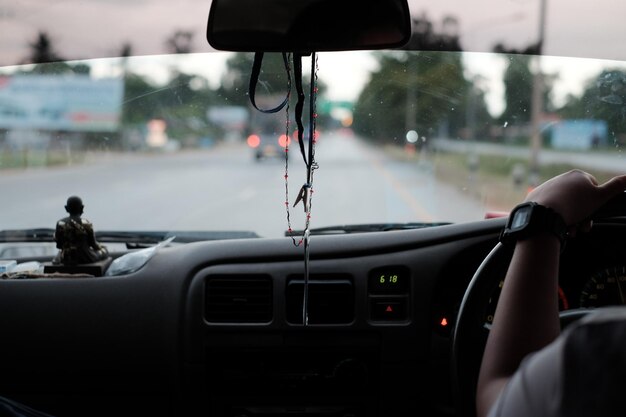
{"left": 1, "top": 132, "right": 489, "bottom": 239}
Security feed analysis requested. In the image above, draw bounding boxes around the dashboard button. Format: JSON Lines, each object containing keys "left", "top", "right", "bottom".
{"left": 371, "top": 300, "right": 407, "bottom": 321}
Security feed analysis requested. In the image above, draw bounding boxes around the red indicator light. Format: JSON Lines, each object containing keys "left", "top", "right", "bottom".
{"left": 440, "top": 318, "right": 448, "bottom": 327}
{"left": 385, "top": 305, "right": 393, "bottom": 313}
{"left": 247, "top": 135, "right": 261, "bottom": 148}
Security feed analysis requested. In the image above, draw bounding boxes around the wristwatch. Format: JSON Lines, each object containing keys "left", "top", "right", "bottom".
{"left": 499, "top": 202, "right": 568, "bottom": 246}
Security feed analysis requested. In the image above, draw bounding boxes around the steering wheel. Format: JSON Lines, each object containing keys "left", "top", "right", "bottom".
{"left": 450, "top": 192, "right": 626, "bottom": 417}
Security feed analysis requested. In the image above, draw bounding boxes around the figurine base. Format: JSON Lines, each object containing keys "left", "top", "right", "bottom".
{"left": 43, "top": 257, "right": 113, "bottom": 277}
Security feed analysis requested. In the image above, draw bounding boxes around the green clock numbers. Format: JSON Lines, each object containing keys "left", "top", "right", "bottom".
{"left": 369, "top": 267, "right": 409, "bottom": 294}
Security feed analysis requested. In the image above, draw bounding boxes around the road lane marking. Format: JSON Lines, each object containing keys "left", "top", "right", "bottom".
{"left": 365, "top": 149, "right": 435, "bottom": 222}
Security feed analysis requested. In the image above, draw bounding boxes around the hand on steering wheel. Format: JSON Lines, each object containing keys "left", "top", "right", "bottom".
{"left": 451, "top": 170, "right": 626, "bottom": 417}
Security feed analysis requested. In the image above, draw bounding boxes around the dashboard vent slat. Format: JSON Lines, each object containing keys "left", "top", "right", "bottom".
{"left": 205, "top": 276, "right": 273, "bottom": 323}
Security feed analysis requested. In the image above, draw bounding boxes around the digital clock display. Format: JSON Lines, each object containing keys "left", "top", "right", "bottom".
{"left": 368, "top": 266, "right": 409, "bottom": 294}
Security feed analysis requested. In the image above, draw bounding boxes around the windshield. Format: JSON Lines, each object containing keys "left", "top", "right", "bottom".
{"left": 1, "top": 15, "right": 626, "bottom": 245}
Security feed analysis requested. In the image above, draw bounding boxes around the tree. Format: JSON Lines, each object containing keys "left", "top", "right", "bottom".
{"left": 401, "top": 13, "right": 462, "bottom": 52}
{"left": 499, "top": 54, "right": 533, "bottom": 125}
{"left": 119, "top": 67, "right": 223, "bottom": 148}
{"left": 121, "top": 73, "right": 162, "bottom": 125}
{"left": 119, "top": 43, "right": 133, "bottom": 58}
{"left": 71, "top": 64, "right": 91, "bottom": 75}
{"left": 353, "top": 50, "right": 469, "bottom": 142}
{"left": 495, "top": 44, "right": 555, "bottom": 126}
{"left": 165, "top": 30, "right": 195, "bottom": 54}
{"left": 217, "top": 52, "right": 291, "bottom": 107}
{"left": 21, "top": 31, "right": 76, "bottom": 74}
{"left": 558, "top": 69, "right": 626, "bottom": 141}
{"left": 25, "top": 31, "right": 64, "bottom": 64}
{"left": 217, "top": 52, "right": 326, "bottom": 121}
{"left": 351, "top": 13, "right": 487, "bottom": 143}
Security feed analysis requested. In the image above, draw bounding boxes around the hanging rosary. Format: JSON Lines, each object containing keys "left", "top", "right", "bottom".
{"left": 248, "top": 51, "right": 320, "bottom": 326}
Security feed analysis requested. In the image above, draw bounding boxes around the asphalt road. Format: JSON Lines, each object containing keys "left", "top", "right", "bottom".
{"left": 1, "top": 132, "right": 489, "bottom": 239}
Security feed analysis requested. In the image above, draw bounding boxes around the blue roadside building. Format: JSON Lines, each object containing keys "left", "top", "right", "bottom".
{"left": 550, "top": 119, "right": 608, "bottom": 150}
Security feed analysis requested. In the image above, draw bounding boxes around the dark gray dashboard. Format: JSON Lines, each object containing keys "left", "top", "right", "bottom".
{"left": 0, "top": 217, "right": 513, "bottom": 417}
{"left": 2, "top": 216, "right": 624, "bottom": 417}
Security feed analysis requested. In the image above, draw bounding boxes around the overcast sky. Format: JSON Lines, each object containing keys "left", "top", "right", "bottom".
{"left": 2, "top": 0, "right": 626, "bottom": 65}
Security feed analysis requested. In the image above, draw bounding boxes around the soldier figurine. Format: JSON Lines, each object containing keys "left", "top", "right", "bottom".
{"left": 52, "top": 196, "right": 109, "bottom": 265}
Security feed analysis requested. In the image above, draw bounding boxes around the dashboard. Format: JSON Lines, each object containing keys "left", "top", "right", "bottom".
{"left": 558, "top": 226, "right": 626, "bottom": 310}
{"left": 0, "top": 216, "right": 624, "bottom": 417}
{"left": 479, "top": 226, "right": 626, "bottom": 329}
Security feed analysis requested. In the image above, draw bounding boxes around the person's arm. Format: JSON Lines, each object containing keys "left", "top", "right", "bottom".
{"left": 476, "top": 170, "right": 626, "bottom": 417}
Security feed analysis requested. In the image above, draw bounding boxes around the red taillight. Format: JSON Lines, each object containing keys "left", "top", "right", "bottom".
{"left": 278, "top": 134, "right": 291, "bottom": 148}
{"left": 247, "top": 134, "right": 261, "bottom": 148}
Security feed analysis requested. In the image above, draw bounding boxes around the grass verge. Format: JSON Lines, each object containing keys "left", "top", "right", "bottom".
{"left": 385, "top": 144, "right": 624, "bottom": 213}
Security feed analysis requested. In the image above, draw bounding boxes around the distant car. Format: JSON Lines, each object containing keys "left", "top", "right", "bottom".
{"left": 247, "top": 131, "right": 289, "bottom": 161}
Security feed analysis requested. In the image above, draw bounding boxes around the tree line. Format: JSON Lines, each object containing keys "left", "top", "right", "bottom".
{"left": 352, "top": 15, "right": 626, "bottom": 147}
{"left": 9, "top": 27, "right": 626, "bottom": 150}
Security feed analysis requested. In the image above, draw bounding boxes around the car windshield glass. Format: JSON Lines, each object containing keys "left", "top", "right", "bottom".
{"left": 1, "top": 2, "right": 626, "bottom": 245}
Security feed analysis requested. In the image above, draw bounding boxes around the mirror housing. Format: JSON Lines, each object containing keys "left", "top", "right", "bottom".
{"left": 207, "top": 0, "right": 411, "bottom": 53}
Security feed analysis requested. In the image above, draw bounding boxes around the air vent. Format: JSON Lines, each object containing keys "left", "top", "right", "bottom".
{"left": 205, "top": 275, "right": 273, "bottom": 323}
{"left": 286, "top": 275, "right": 354, "bottom": 325}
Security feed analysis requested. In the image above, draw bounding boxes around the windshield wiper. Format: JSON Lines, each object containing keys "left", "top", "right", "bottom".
{"left": 95, "top": 230, "right": 260, "bottom": 245}
{"left": 285, "top": 222, "right": 452, "bottom": 236}
{"left": 0, "top": 229, "right": 260, "bottom": 245}
{"left": 0, "top": 228, "right": 57, "bottom": 242}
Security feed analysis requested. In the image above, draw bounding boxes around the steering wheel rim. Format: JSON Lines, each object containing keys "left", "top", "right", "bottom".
{"left": 450, "top": 241, "right": 512, "bottom": 417}
{"left": 450, "top": 191, "right": 626, "bottom": 417}
{"left": 450, "top": 242, "right": 600, "bottom": 417}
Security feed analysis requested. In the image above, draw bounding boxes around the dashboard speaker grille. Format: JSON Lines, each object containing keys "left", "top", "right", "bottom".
{"left": 205, "top": 275, "right": 273, "bottom": 323}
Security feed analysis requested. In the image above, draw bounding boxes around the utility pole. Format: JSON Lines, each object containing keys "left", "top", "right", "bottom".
{"left": 528, "top": 0, "right": 547, "bottom": 188}
{"left": 405, "top": 54, "right": 418, "bottom": 138}
{"left": 466, "top": 75, "right": 484, "bottom": 142}
{"left": 405, "top": 17, "right": 420, "bottom": 141}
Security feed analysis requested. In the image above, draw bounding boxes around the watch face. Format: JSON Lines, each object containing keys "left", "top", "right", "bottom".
{"left": 510, "top": 205, "right": 532, "bottom": 230}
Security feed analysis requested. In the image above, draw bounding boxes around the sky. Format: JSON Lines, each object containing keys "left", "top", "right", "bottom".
{"left": 3, "top": 0, "right": 626, "bottom": 64}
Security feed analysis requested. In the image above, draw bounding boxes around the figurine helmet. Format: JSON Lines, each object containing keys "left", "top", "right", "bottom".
{"left": 65, "top": 196, "right": 84, "bottom": 215}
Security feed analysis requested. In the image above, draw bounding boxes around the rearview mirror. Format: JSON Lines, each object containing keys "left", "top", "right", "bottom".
{"left": 206, "top": 0, "right": 411, "bottom": 53}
